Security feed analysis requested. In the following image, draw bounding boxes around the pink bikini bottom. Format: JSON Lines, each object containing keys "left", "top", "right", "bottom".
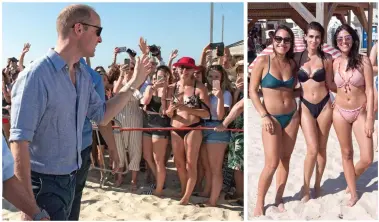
{"left": 334, "top": 104, "right": 365, "bottom": 124}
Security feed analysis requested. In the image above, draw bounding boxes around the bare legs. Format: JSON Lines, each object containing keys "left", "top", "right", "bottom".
{"left": 171, "top": 130, "right": 202, "bottom": 205}
{"left": 300, "top": 102, "right": 332, "bottom": 201}
{"left": 253, "top": 111, "right": 300, "bottom": 216}
{"left": 333, "top": 108, "right": 373, "bottom": 207}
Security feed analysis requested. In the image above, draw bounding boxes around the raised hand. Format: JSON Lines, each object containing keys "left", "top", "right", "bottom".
{"left": 22, "top": 43, "right": 31, "bottom": 54}
{"left": 129, "top": 54, "right": 152, "bottom": 88}
{"left": 114, "top": 47, "right": 120, "bottom": 54}
{"left": 169, "top": 49, "right": 179, "bottom": 60}
{"left": 138, "top": 37, "right": 149, "bottom": 55}
{"left": 203, "top": 43, "right": 211, "bottom": 52}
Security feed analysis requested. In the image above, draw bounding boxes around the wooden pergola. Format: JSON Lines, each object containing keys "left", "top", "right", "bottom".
{"left": 248, "top": 3, "right": 375, "bottom": 54}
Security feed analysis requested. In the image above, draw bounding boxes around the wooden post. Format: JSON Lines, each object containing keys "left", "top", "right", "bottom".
{"left": 347, "top": 10, "right": 351, "bottom": 25}
{"left": 367, "top": 2, "right": 373, "bottom": 55}
{"left": 316, "top": 2, "right": 324, "bottom": 26}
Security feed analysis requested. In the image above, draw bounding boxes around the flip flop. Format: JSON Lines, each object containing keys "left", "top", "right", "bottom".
{"left": 142, "top": 189, "right": 154, "bottom": 195}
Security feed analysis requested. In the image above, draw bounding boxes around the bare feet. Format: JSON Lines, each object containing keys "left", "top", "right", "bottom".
{"left": 314, "top": 185, "right": 322, "bottom": 198}
{"left": 275, "top": 200, "right": 286, "bottom": 212}
{"left": 347, "top": 195, "right": 358, "bottom": 207}
{"left": 179, "top": 197, "right": 190, "bottom": 205}
{"left": 131, "top": 181, "right": 138, "bottom": 191}
{"left": 115, "top": 175, "right": 123, "bottom": 187}
{"left": 253, "top": 205, "right": 264, "bottom": 217}
{"left": 300, "top": 186, "right": 311, "bottom": 203}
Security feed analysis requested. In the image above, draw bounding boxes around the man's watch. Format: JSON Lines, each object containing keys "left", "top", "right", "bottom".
{"left": 130, "top": 87, "right": 143, "bottom": 100}
{"left": 32, "top": 209, "right": 50, "bottom": 221}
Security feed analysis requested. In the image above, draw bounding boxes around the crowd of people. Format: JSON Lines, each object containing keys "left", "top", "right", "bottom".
{"left": 249, "top": 21, "right": 378, "bottom": 216}
{"left": 2, "top": 4, "right": 244, "bottom": 220}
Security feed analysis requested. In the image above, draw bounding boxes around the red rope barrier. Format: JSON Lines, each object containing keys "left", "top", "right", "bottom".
{"left": 2, "top": 115, "right": 243, "bottom": 132}
{"left": 94, "top": 126, "right": 244, "bottom": 132}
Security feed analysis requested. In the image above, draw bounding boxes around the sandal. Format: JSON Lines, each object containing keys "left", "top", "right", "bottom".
{"left": 142, "top": 189, "right": 154, "bottom": 195}
{"left": 224, "top": 193, "right": 241, "bottom": 201}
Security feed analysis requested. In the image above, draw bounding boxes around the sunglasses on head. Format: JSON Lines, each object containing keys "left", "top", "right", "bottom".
{"left": 72, "top": 22, "right": 103, "bottom": 37}
{"left": 274, "top": 36, "right": 292, "bottom": 44}
{"left": 337, "top": 35, "right": 353, "bottom": 44}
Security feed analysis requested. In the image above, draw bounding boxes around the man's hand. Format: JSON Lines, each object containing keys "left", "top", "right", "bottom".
{"left": 129, "top": 54, "right": 152, "bottom": 88}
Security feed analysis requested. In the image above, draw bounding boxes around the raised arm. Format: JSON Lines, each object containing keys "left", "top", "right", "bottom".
{"left": 168, "top": 49, "right": 179, "bottom": 69}
{"left": 113, "top": 64, "right": 128, "bottom": 94}
{"left": 112, "top": 47, "right": 120, "bottom": 65}
{"left": 18, "top": 43, "right": 31, "bottom": 72}
{"left": 200, "top": 43, "right": 212, "bottom": 67}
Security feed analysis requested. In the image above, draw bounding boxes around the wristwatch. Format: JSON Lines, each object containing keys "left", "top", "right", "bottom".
{"left": 130, "top": 87, "right": 143, "bottom": 100}
{"left": 32, "top": 209, "right": 50, "bottom": 221}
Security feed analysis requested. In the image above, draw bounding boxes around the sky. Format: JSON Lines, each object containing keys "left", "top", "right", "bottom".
{"left": 2, "top": 2, "right": 243, "bottom": 69}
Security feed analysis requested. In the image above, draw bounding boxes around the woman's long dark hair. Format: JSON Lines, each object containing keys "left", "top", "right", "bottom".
{"left": 273, "top": 24, "right": 295, "bottom": 59}
{"left": 333, "top": 24, "right": 363, "bottom": 71}
{"left": 205, "top": 64, "right": 232, "bottom": 93}
{"left": 305, "top": 21, "right": 326, "bottom": 60}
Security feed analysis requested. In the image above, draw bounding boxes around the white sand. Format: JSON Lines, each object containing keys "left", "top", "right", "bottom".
{"left": 246, "top": 99, "right": 378, "bottom": 220}
{"left": 3, "top": 159, "right": 243, "bottom": 221}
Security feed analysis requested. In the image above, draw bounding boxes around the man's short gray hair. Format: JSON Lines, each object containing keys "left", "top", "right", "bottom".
{"left": 56, "top": 4, "right": 97, "bottom": 38}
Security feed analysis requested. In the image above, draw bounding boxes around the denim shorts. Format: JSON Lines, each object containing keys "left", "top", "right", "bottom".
{"left": 202, "top": 120, "right": 231, "bottom": 144}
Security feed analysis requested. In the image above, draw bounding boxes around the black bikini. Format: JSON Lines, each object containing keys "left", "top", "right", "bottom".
{"left": 171, "top": 81, "right": 205, "bottom": 139}
{"left": 298, "top": 51, "right": 330, "bottom": 118}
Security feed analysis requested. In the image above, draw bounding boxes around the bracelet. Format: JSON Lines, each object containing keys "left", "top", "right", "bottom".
{"left": 261, "top": 113, "right": 270, "bottom": 118}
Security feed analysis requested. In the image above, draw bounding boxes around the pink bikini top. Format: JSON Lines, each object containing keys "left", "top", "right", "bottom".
{"left": 334, "top": 60, "right": 365, "bottom": 92}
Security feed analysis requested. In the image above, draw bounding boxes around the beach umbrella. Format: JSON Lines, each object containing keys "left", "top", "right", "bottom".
{"left": 248, "top": 37, "right": 341, "bottom": 74}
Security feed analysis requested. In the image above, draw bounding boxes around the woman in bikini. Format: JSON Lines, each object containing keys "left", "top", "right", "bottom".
{"left": 250, "top": 25, "right": 300, "bottom": 216}
{"left": 293, "top": 22, "right": 334, "bottom": 202}
{"left": 141, "top": 65, "right": 172, "bottom": 196}
{"left": 166, "top": 57, "right": 210, "bottom": 205}
{"left": 332, "top": 24, "right": 374, "bottom": 207}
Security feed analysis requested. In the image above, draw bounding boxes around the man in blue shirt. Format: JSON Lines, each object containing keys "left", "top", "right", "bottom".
{"left": 3, "top": 135, "right": 50, "bottom": 220}
{"left": 9, "top": 4, "right": 151, "bottom": 220}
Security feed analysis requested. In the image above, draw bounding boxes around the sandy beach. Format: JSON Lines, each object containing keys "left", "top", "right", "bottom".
{"left": 3, "top": 159, "right": 243, "bottom": 221}
{"left": 246, "top": 99, "right": 378, "bottom": 220}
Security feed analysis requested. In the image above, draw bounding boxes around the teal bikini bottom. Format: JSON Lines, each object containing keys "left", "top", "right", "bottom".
{"left": 271, "top": 109, "right": 296, "bottom": 129}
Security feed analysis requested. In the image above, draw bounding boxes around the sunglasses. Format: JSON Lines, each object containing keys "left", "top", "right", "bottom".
{"left": 179, "top": 65, "right": 193, "bottom": 70}
{"left": 274, "top": 36, "right": 292, "bottom": 44}
{"left": 337, "top": 35, "right": 353, "bottom": 44}
{"left": 72, "top": 22, "right": 103, "bottom": 37}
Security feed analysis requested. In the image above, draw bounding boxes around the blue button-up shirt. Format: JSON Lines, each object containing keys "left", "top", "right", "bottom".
{"left": 2, "top": 135, "right": 14, "bottom": 181}
{"left": 80, "top": 58, "right": 105, "bottom": 150}
{"left": 9, "top": 49, "right": 105, "bottom": 175}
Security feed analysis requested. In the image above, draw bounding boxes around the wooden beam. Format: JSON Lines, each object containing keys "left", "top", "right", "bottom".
{"left": 352, "top": 6, "right": 368, "bottom": 32}
{"left": 289, "top": 2, "right": 316, "bottom": 23}
{"left": 336, "top": 13, "right": 347, "bottom": 25}
{"left": 326, "top": 3, "right": 338, "bottom": 21}
{"left": 367, "top": 2, "right": 373, "bottom": 56}
{"left": 291, "top": 11, "right": 308, "bottom": 32}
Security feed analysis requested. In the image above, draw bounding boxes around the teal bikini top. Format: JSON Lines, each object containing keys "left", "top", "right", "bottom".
{"left": 260, "top": 56, "right": 295, "bottom": 89}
